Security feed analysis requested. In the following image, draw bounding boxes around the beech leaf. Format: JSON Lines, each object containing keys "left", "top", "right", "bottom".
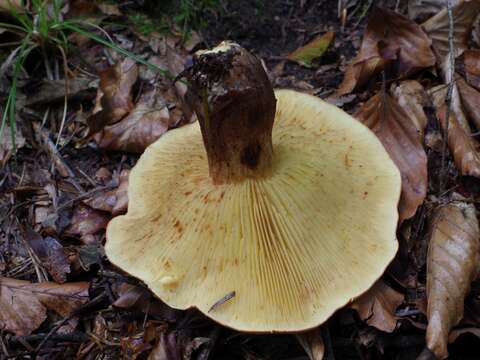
{"left": 0, "top": 277, "right": 89, "bottom": 336}
{"left": 84, "top": 170, "right": 129, "bottom": 215}
{"left": 94, "top": 89, "right": 180, "bottom": 153}
{"left": 436, "top": 104, "right": 480, "bottom": 177}
{"left": 87, "top": 58, "right": 138, "bottom": 135}
{"left": 338, "top": 7, "right": 435, "bottom": 95}
{"left": 355, "top": 92, "right": 428, "bottom": 221}
{"left": 287, "top": 31, "right": 334, "bottom": 67}
{"left": 351, "top": 280, "right": 404, "bottom": 333}
{"left": 422, "top": 0, "right": 480, "bottom": 69}
{"left": 462, "top": 49, "right": 480, "bottom": 90}
{"left": 392, "top": 80, "right": 429, "bottom": 137}
{"left": 296, "top": 328, "right": 325, "bottom": 360}
{"left": 456, "top": 76, "right": 480, "bottom": 130}
{"left": 426, "top": 200, "right": 480, "bottom": 359}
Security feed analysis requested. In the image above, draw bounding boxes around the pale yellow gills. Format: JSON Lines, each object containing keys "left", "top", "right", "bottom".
{"left": 106, "top": 89, "right": 401, "bottom": 332}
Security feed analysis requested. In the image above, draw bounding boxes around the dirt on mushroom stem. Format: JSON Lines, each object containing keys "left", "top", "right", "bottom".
{"left": 184, "top": 42, "right": 276, "bottom": 184}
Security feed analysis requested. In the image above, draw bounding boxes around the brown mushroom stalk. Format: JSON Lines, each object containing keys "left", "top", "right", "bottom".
{"left": 184, "top": 43, "right": 276, "bottom": 184}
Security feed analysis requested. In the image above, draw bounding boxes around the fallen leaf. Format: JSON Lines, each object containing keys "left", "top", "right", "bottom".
{"left": 0, "top": 0, "right": 22, "bottom": 12}
{"left": 148, "top": 332, "right": 181, "bottom": 360}
{"left": 113, "top": 283, "right": 178, "bottom": 321}
{"left": 338, "top": 7, "right": 435, "bottom": 95}
{"left": 456, "top": 76, "right": 480, "bottom": 130}
{"left": 64, "top": 204, "right": 110, "bottom": 244}
{"left": 391, "top": 80, "right": 429, "bottom": 136}
{"left": 97, "top": 3, "right": 122, "bottom": 16}
{"left": 287, "top": 31, "right": 334, "bottom": 68}
{"left": 94, "top": 89, "right": 177, "bottom": 153}
{"left": 430, "top": 83, "right": 471, "bottom": 134}
{"left": 426, "top": 200, "right": 480, "bottom": 359}
{"left": 0, "top": 277, "right": 89, "bottom": 336}
{"left": 422, "top": 0, "right": 480, "bottom": 70}
{"left": 0, "top": 123, "right": 25, "bottom": 164}
{"left": 408, "top": 0, "right": 462, "bottom": 22}
{"left": 25, "top": 229, "right": 70, "bottom": 283}
{"left": 462, "top": 50, "right": 480, "bottom": 90}
{"left": 84, "top": 170, "right": 129, "bottom": 215}
{"left": 355, "top": 92, "right": 428, "bottom": 221}
{"left": 296, "top": 328, "right": 325, "bottom": 360}
{"left": 87, "top": 58, "right": 138, "bottom": 135}
{"left": 436, "top": 104, "right": 480, "bottom": 177}
{"left": 449, "top": 327, "right": 480, "bottom": 343}
{"left": 25, "top": 78, "right": 96, "bottom": 107}
{"left": 351, "top": 280, "right": 404, "bottom": 333}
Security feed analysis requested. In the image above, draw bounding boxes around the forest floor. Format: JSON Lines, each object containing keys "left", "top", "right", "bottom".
{"left": 1, "top": 0, "right": 480, "bottom": 359}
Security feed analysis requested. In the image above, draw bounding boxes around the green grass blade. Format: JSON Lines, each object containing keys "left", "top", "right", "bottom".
{"left": 61, "top": 22, "right": 175, "bottom": 79}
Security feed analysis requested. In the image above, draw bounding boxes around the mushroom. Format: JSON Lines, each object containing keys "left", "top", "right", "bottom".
{"left": 105, "top": 42, "right": 401, "bottom": 332}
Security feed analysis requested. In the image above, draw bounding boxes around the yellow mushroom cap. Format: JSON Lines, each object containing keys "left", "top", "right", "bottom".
{"left": 106, "top": 89, "right": 401, "bottom": 332}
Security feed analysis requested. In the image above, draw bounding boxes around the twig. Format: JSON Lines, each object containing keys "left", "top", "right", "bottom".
{"left": 439, "top": 0, "right": 456, "bottom": 194}
{"left": 34, "top": 293, "right": 107, "bottom": 354}
{"left": 32, "top": 122, "right": 85, "bottom": 194}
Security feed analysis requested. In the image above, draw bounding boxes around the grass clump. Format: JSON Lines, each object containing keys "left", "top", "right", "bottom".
{"left": 0, "top": 0, "right": 170, "bottom": 154}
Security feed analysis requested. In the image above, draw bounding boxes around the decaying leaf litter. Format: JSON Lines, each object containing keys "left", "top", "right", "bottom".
{"left": 1, "top": 0, "right": 480, "bottom": 359}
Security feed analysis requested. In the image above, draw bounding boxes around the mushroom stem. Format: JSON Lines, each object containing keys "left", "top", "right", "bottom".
{"left": 185, "top": 42, "right": 276, "bottom": 184}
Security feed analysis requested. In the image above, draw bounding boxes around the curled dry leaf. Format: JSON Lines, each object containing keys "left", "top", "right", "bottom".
{"left": 456, "top": 76, "right": 480, "bottom": 130}
{"left": 408, "top": 0, "right": 462, "bottom": 22}
{"left": 94, "top": 89, "right": 179, "bottom": 153}
{"left": 351, "top": 280, "right": 404, "bottom": 333}
{"left": 84, "top": 170, "right": 129, "bottom": 215}
{"left": 437, "top": 105, "right": 480, "bottom": 177}
{"left": 426, "top": 200, "right": 480, "bottom": 359}
{"left": 0, "top": 277, "right": 89, "bottom": 336}
{"left": 296, "top": 328, "right": 325, "bottom": 360}
{"left": 64, "top": 204, "right": 110, "bottom": 244}
{"left": 392, "top": 80, "right": 429, "bottom": 136}
{"left": 25, "top": 229, "right": 70, "bottom": 283}
{"left": 337, "top": 7, "right": 435, "bottom": 95}
{"left": 422, "top": 0, "right": 480, "bottom": 69}
{"left": 113, "top": 283, "right": 178, "bottom": 321}
{"left": 287, "top": 31, "right": 334, "bottom": 68}
{"left": 355, "top": 92, "right": 428, "bottom": 221}
{"left": 87, "top": 58, "right": 138, "bottom": 135}
{"left": 461, "top": 50, "right": 480, "bottom": 90}
{"left": 429, "top": 83, "right": 470, "bottom": 134}
{"left": 148, "top": 332, "right": 181, "bottom": 360}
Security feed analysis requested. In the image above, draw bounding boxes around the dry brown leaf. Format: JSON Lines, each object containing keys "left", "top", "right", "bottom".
{"left": 426, "top": 200, "right": 480, "bottom": 359}
{"left": 337, "top": 7, "right": 435, "bottom": 95}
{"left": 148, "top": 332, "right": 181, "bottom": 360}
{"left": 94, "top": 89, "right": 177, "bottom": 153}
{"left": 457, "top": 76, "right": 480, "bottom": 130}
{"left": 408, "top": 0, "right": 462, "bottom": 22}
{"left": 462, "top": 49, "right": 480, "bottom": 90}
{"left": 296, "top": 328, "right": 325, "bottom": 360}
{"left": 437, "top": 105, "right": 480, "bottom": 177}
{"left": 430, "top": 83, "right": 471, "bottom": 134}
{"left": 287, "top": 31, "right": 334, "bottom": 67}
{"left": 25, "top": 229, "right": 70, "bottom": 283}
{"left": 422, "top": 0, "right": 480, "bottom": 69}
{"left": 0, "top": 123, "right": 25, "bottom": 165}
{"left": 355, "top": 92, "right": 428, "bottom": 221}
{"left": 351, "top": 280, "right": 404, "bottom": 333}
{"left": 0, "top": 277, "right": 89, "bottom": 336}
{"left": 87, "top": 58, "right": 138, "bottom": 135}
{"left": 392, "top": 80, "right": 429, "bottom": 137}
{"left": 84, "top": 170, "right": 129, "bottom": 215}
{"left": 113, "top": 283, "right": 177, "bottom": 321}
{"left": 0, "top": 0, "right": 22, "bottom": 11}
{"left": 64, "top": 204, "right": 110, "bottom": 244}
